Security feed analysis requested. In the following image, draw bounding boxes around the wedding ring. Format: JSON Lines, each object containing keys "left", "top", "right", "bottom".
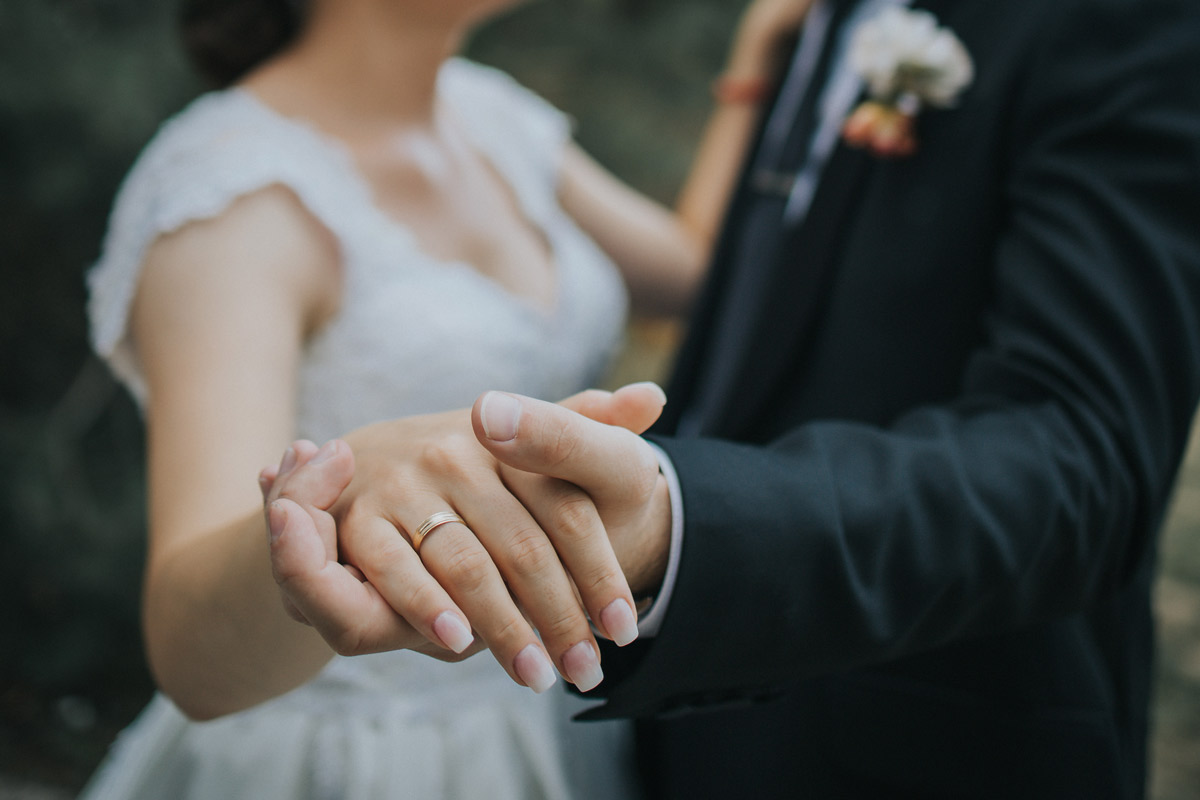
{"left": 411, "top": 511, "right": 465, "bottom": 553}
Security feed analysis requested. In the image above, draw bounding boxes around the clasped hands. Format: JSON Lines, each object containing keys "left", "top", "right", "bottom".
{"left": 259, "top": 383, "right": 672, "bottom": 694}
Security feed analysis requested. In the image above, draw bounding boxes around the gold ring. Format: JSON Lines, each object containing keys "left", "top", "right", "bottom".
{"left": 411, "top": 511, "right": 465, "bottom": 553}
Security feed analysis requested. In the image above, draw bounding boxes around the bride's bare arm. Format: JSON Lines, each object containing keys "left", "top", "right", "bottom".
{"left": 132, "top": 186, "right": 362, "bottom": 718}
{"left": 134, "top": 187, "right": 480, "bottom": 718}
{"left": 557, "top": 0, "right": 816, "bottom": 317}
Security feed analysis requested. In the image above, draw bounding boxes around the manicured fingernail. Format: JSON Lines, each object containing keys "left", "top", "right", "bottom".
{"left": 600, "top": 599, "right": 638, "bottom": 647}
{"left": 309, "top": 440, "right": 338, "bottom": 465}
{"left": 267, "top": 501, "right": 287, "bottom": 543}
{"left": 432, "top": 612, "right": 474, "bottom": 654}
{"left": 562, "top": 642, "right": 604, "bottom": 692}
{"left": 630, "top": 381, "right": 667, "bottom": 405}
{"left": 480, "top": 392, "right": 521, "bottom": 442}
{"left": 514, "top": 644, "right": 557, "bottom": 694}
{"left": 280, "top": 446, "right": 297, "bottom": 472}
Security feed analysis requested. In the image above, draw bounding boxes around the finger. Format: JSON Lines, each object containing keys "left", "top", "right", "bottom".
{"left": 448, "top": 486, "right": 610, "bottom": 687}
{"left": 371, "top": 498, "right": 562, "bottom": 693}
{"left": 261, "top": 439, "right": 316, "bottom": 506}
{"left": 474, "top": 391, "right": 660, "bottom": 506}
{"left": 500, "top": 467, "right": 639, "bottom": 647}
{"left": 258, "top": 465, "right": 279, "bottom": 501}
{"left": 263, "top": 439, "right": 347, "bottom": 622}
{"left": 262, "top": 493, "right": 312, "bottom": 624}
{"left": 273, "top": 439, "right": 356, "bottom": 512}
{"left": 557, "top": 382, "right": 667, "bottom": 434}
{"left": 265, "top": 439, "right": 356, "bottom": 569}
{"left": 282, "top": 439, "right": 320, "bottom": 478}
{"left": 268, "top": 499, "right": 430, "bottom": 653}
{"left": 337, "top": 512, "right": 477, "bottom": 656}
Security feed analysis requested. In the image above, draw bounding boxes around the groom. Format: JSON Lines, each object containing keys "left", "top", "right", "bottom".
{"left": 471, "top": 0, "right": 1200, "bottom": 796}
{"left": 274, "top": 0, "right": 1200, "bottom": 796}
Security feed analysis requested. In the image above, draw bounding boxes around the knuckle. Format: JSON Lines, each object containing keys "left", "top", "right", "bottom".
{"left": 338, "top": 496, "right": 374, "bottom": 531}
{"left": 576, "top": 563, "right": 620, "bottom": 600}
{"left": 489, "top": 612, "right": 531, "bottom": 648}
{"left": 551, "top": 494, "right": 598, "bottom": 543}
{"left": 505, "top": 528, "right": 558, "bottom": 578}
{"left": 371, "top": 533, "right": 415, "bottom": 567}
{"left": 417, "top": 437, "right": 484, "bottom": 484}
{"left": 439, "top": 546, "right": 495, "bottom": 596}
{"left": 397, "top": 579, "right": 443, "bottom": 622}
{"left": 617, "top": 440, "right": 660, "bottom": 499}
{"left": 329, "top": 626, "right": 367, "bottom": 657}
{"left": 543, "top": 425, "right": 583, "bottom": 469}
{"left": 539, "top": 606, "right": 586, "bottom": 645}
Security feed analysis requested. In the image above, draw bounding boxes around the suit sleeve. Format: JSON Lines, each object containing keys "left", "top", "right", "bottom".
{"left": 582, "top": 0, "right": 1200, "bottom": 719}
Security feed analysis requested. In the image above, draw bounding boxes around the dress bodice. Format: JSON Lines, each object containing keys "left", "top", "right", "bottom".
{"left": 89, "top": 59, "right": 629, "bottom": 440}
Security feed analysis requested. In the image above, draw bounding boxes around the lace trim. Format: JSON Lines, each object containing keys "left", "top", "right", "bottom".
{"left": 87, "top": 59, "right": 574, "bottom": 405}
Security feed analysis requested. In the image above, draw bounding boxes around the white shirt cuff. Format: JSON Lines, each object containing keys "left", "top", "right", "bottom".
{"left": 636, "top": 443, "right": 684, "bottom": 638}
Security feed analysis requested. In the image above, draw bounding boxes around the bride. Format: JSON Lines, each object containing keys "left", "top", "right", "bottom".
{"left": 81, "top": 0, "right": 811, "bottom": 796}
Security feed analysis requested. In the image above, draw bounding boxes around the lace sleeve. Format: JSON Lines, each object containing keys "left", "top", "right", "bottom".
{"left": 86, "top": 91, "right": 365, "bottom": 404}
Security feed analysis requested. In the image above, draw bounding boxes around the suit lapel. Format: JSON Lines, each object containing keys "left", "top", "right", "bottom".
{"left": 678, "top": 0, "right": 964, "bottom": 439}
{"left": 666, "top": 0, "right": 964, "bottom": 439}
{"left": 706, "top": 143, "right": 874, "bottom": 438}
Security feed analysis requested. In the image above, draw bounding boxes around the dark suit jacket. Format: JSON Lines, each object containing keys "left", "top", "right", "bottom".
{"left": 583, "top": 1, "right": 1200, "bottom": 797}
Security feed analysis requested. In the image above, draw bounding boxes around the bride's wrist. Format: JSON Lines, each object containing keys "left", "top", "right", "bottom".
{"left": 712, "top": 73, "right": 771, "bottom": 105}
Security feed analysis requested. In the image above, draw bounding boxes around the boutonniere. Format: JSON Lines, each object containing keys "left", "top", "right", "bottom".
{"left": 841, "top": 6, "right": 974, "bottom": 158}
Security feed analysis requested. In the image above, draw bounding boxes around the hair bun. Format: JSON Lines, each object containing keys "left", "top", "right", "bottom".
{"left": 180, "top": 0, "right": 304, "bottom": 87}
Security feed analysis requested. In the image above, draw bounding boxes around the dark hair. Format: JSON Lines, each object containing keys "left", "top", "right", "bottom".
{"left": 180, "top": 0, "right": 308, "bottom": 87}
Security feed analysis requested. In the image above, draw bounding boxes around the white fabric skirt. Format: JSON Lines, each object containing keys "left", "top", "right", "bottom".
{"left": 79, "top": 650, "right": 640, "bottom": 800}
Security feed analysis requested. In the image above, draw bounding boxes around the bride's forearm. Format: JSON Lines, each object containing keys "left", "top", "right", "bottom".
{"left": 142, "top": 509, "right": 333, "bottom": 721}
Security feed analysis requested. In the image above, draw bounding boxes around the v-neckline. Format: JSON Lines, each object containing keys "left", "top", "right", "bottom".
{"left": 229, "top": 76, "right": 566, "bottom": 324}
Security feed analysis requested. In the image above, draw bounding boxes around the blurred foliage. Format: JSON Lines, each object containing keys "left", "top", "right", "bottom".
{"left": 0, "top": 0, "right": 741, "bottom": 789}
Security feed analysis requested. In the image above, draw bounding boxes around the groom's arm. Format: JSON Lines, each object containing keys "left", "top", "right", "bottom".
{"left": 474, "top": 0, "right": 1200, "bottom": 719}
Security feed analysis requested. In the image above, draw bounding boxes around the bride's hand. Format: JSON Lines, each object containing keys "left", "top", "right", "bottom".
{"left": 262, "top": 383, "right": 667, "bottom": 693}
{"left": 261, "top": 441, "right": 486, "bottom": 664}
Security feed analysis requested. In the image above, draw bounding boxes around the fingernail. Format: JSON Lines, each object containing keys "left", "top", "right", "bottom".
{"left": 309, "top": 440, "right": 338, "bottom": 465}
{"left": 480, "top": 392, "right": 521, "bottom": 442}
{"left": 600, "top": 598, "right": 638, "bottom": 647}
{"left": 514, "top": 644, "right": 557, "bottom": 694}
{"left": 630, "top": 381, "right": 668, "bottom": 405}
{"left": 267, "top": 501, "right": 287, "bottom": 543}
{"left": 432, "top": 612, "right": 474, "bottom": 654}
{"left": 280, "top": 446, "right": 297, "bottom": 473}
{"left": 562, "top": 642, "right": 604, "bottom": 692}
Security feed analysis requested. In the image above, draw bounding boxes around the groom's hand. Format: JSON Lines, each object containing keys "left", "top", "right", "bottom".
{"left": 472, "top": 391, "right": 673, "bottom": 600}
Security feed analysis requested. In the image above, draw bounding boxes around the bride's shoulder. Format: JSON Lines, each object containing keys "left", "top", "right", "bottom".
{"left": 120, "top": 89, "right": 290, "bottom": 196}
{"left": 441, "top": 59, "right": 565, "bottom": 122}
{"left": 439, "top": 59, "right": 571, "bottom": 159}
{"left": 104, "top": 86, "right": 355, "bottom": 257}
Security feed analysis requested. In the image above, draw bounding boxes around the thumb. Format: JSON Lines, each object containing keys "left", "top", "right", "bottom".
{"left": 472, "top": 391, "right": 659, "bottom": 504}
{"left": 555, "top": 382, "right": 667, "bottom": 434}
{"left": 267, "top": 498, "right": 327, "bottom": 625}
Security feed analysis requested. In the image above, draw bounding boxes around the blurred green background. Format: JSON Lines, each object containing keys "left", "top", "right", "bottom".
{"left": 1, "top": 1, "right": 1197, "bottom": 797}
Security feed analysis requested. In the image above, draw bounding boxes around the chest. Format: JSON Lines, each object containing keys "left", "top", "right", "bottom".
{"left": 354, "top": 140, "right": 558, "bottom": 312}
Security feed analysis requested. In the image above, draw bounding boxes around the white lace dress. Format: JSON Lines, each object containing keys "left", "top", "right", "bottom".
{"left": 82, "top": 59, "right": 638, "bottom": 800}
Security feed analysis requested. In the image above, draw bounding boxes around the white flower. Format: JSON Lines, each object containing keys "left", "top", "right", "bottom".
{"left": 848, "top": 6, "right": 974, "bottom": 109}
